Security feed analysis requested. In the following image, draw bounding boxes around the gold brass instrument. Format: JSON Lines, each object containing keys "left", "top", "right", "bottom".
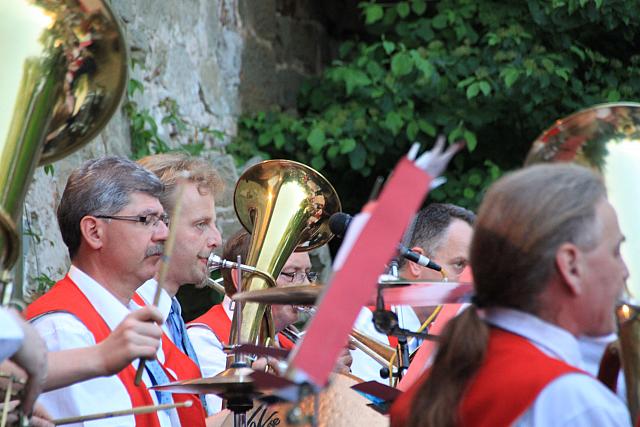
{"left": 0, "top": 0, "right": 127, "bottom": 271}
{"left": 283, "top": 309, "right": 399, "bottom": 373}
{"left": 525, "top": 102, "right": 640, "bottom": 421}
{"left": 231, "top": 160, "right": 341, "bottom": 346}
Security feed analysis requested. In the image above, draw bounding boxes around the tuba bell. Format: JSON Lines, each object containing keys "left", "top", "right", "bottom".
{"left": 0, "top": 0, "right": 127, "bottom": 281}
{"left": 230, "top": 159, "right": 341, "bottom": 346}
{"left": 525, "top": 102, "right": 640, "bottom": 422}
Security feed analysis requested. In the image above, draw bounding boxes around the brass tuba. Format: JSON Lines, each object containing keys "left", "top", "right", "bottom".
{"left": 525, "top": 102, "right": 640, "bottom": 421}
{"left": 230, "top": 160, "right": 341, "bottom": 345}
{"left": 0, "top": 0, "right": 127, "bottom": 275}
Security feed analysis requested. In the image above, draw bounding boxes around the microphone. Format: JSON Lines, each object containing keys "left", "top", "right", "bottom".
{"left": 397, "top": 244, "right": 442, "bottom": 272}
{"left": 328, "top": 212, "right": 442, "bottom": 272}
{"left": 328, "top": 212, "right": 352, "bottom": 237}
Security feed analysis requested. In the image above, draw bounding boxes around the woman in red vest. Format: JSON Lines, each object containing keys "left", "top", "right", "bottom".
{"left": 391, "top": 164, "right": 630, "bottom": 427}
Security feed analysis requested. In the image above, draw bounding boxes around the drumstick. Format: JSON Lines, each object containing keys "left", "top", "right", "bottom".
{"left": 0, "top": 377, "right": 12, "bottom": 427}
{"left": 53, "top": 400, "right": 192, "bottom": 425}
{"left": 134, "top": 176, "right": 189, "bottom": 385}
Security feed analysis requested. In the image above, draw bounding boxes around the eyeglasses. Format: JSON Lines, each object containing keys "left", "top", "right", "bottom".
{"left": 95, "top": 213, "right": 170, "bottom": 227}
{"left": 279, "top": 271, "right": 318, "bottom": 283}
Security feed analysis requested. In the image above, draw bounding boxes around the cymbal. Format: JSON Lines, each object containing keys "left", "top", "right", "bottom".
{"left": 379, "top": 281, "right": 473, "bottom": 306}
{"left": 378, "top": 279, "right": 455, "bottom": 286}
{"left": 232, "top": 285, "right": 323, "bottom": 305}
{"left": 150, "top": 367, "right": 255, "bottom": 396}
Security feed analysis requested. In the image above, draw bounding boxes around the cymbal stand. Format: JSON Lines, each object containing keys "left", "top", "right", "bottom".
{"left": 372, "top": 283, "right": 434, "bottom": 381}
{"left": 227, "top": 254, "right": 252, "bottom": 427}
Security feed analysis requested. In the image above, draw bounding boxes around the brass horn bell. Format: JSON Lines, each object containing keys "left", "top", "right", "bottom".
{"left": 0, "top": 0, "right": 128, "bottom": 269}
{"left": 231, "top": 159, "right": 341, "bottom": 346}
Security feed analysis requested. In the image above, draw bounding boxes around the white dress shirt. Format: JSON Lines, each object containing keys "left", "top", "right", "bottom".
{"left": 350, "top": 305, "right": 421, "bottom": 382}
{"left": 31, "top": 266, "right": 179, "bottom": 427}
{"left": 137, "top": 279, "right": 175, "bottom": 344}
{"left": 0, "top": 308, "right": 24, "bottom": 362}
{"left": 578, "top": 333, "right": 627, "bottom": 402}
{"left": 186, "top": 296, "right": 233, "bottom": 413}
{"left": 484, "top": 308, "right": 631, "bottom": 427}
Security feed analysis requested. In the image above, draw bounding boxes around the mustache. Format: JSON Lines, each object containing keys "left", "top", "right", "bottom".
{"left": 145, "top": 244, "right": 164, "bottom": 258}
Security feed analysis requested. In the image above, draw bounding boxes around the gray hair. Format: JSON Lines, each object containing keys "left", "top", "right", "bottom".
{"left": 470, "top": 163, "right": 606, "bottom": 313}
{"left": 57, "top": 156, "right": 164, "bottom": 259}
{"left": 399, "top": 203, "right": 476, "bottom": 268}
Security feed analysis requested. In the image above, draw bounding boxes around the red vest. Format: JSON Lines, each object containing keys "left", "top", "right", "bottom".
{"left": 390, "top": 328, "right": 584, "bottom": 427}
{"left": 25, "top": 276, "right": 162, "bottom": 427}
{"left": 131, "top": 293, "right": 206, "bottom": 426}
{"left": 188, "top": 304, "right": 295, "bottom": 350}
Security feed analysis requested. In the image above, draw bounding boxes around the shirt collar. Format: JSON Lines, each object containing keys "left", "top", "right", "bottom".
{"left": 137, "top": 278, "right": 173, "bottom": 323}
{"left": 68, "top": 265, "right": 140, "bottom": 330}
{"left": 484, "top": 307, "right": 584, "bottom": 368}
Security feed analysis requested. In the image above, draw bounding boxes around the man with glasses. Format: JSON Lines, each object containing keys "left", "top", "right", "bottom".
{"left": 26, "top": 157, "right": 179, "bottom": 426}
{"left": 187, "top": 230, "right": 341, "bottom": 413}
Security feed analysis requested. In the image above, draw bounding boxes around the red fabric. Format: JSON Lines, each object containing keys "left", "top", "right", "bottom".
{"left": 132, "top": 293, "right": 206, "bottom": 426}
{"left": 25, "top": 276, "right": 161, "bottom": 427}
{"left": 189, "top": 304, "right": 232, "bottom": 345}
{"left": 390, "top": 328, "right": 583, "bottom": 427}
{"left": 290, "top": 158, "right": 432, "bottom": 385}
{"left": 188, "top": 304, "right": 295, "bottom": 349}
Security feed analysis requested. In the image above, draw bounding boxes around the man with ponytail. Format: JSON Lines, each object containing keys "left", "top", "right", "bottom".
{"left": 391, "top": 163, "right": 631, "bottom": 427}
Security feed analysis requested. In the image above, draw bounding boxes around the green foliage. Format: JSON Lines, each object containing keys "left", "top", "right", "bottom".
{"left": 231, "top": 0, "right": 640, "bottom": 212}
{"left": 32, "top": 273, "right": 56, "bottom": 298}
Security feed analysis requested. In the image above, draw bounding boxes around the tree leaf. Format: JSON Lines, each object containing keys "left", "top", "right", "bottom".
{"left": 502, "top": 68, "right": 520, "bottom": 88}
{"left": 412, "top": 0, "right": 427, "bottom": 15}
{"left": 466, "top": 82, "right": 480, "bottom": 99}
{"left": 365, "top": 5, "right": 384, "bottom": 24}
{"left": 463, "top": 130, "right": 478, "bottom": 151}
{"left": 397, "top": 2, "right": 411, "bottom": 18}
{"left": 391, "top": 52, "right": 414, "bottom": 76}
{"left": 311, "top": 155, "right": 326, "bottom": 170}
{"left": 417, "top": 119, "right": 436, "bottom": 137}
{"left": 339, "top": 138, "right": 357, "bottom": 154}
{"left": 383, "top": 40, "right": 396, "bottom": 55}
{"left": 307, "top": 127, "right": 326, "bottom": 151}
{"left": 384, "top": 111, "right": 404, "bottom": 135}
{"left": 478, "top": 81, "right": 491, "bottom": 96}
{"left": 406, "top": 121, "right": 419, "bottom": 140}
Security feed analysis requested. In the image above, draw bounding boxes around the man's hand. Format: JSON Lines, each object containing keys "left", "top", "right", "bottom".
{"left": 9, "top": 312, "right": 47, "bottom": 416}
{"left": 333, "top": 342, "right": 355, "bottom": 375}
{"left": 408, "top": 135, "right": 464, "bottom": 179}
{"left": 96, "top": 306, "right": 164, "bottom": 375}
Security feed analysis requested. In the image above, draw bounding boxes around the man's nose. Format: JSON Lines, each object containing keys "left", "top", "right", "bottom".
{"left": 153, "top": 218, "right": 170, "bottom": 241}
{"left": 208, "top": 225, "right": 222, "bottom": 249}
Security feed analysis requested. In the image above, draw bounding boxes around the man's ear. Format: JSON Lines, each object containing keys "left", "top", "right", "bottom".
{"left": 555, "top": 243, "right": 582, "bottom": 296}
{"left": 407, "top": 246, "right": 426, "bottom": 278}
{"left": 79, "top": 216, "right": 105, "bottom": 251}
{"left": 231, "top": 271, "right": 240, "bottom": 292}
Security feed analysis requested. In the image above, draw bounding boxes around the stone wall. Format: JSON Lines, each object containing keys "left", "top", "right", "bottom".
{"left": 19, "top": 0, "right": 349, "bottom": 299}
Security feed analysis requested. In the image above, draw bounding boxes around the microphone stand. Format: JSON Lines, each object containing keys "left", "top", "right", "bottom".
{"left": 373, "top": 263, "right": 437, "bottom": 382}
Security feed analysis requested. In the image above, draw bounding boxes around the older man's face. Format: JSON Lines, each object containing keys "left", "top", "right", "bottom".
{"left": 578, "top": 198, "right": 628, "bottom": 336}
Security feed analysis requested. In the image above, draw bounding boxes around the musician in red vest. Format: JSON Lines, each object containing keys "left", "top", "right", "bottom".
{"left": 135, "top": 153, "right": 223, "bottom": 423}
{"left": 391, "top": 164, "right": 631, "bottom": 427}
{"left": 187, "top": 230, "right": 353, "bottom": 412}
{"left": 25, "top": 157, "right": 182, "bottom": 427}
{"left": 351, "top": 203, "right": 475, "bottom": 382}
